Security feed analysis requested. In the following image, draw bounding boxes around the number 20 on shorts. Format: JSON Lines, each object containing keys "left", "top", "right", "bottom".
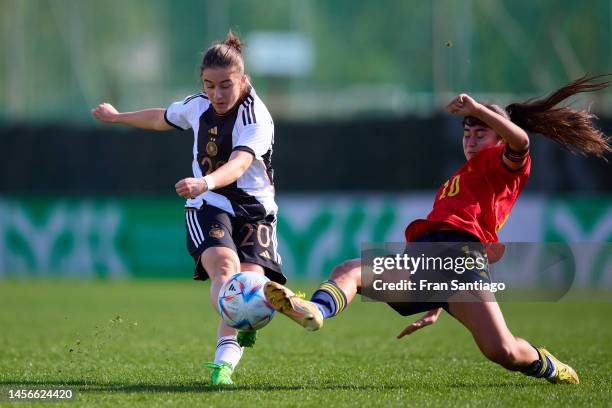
{"left": 240, "top": 224, "right": 271, "bottom": 248}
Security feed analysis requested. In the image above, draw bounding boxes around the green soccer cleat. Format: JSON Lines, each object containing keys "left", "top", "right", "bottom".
{"left": 538, "top": 347, "right": 579, "bottom": 384}
{"left": 203, "top": 362, "right": 234, "bottom": 386}
{"left": 237, "top": 330, "right": 257, "bottom": 347}
{"left": 264, "top": 281, "right": 323, "bottom": 331}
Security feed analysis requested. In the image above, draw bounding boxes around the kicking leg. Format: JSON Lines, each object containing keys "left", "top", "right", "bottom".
{"left": 309, "top": 259, "right": 361, "bottom": 318}
{"left": 204, "top": 247, "right": 241, "bottom": 311}
{"left": 448, "top": 300, "right": 578, "bottom": 384}
{"left": 264, "top": 259, "right": 361, "bottom": 330}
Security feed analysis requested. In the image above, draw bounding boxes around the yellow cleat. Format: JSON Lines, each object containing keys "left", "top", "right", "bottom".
{"left": 264, "top": 282, "right": 324, "bottom": 331}
{"left": 539, "top": 348, "right": 579, "bottom": 384}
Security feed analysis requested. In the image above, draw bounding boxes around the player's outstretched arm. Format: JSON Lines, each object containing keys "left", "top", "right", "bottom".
{"left": 397, "top": 308, "right": 443, "bottom": 339}
{"left": 91, "top": 103, "right": 173, "bottom": 131}
{"left": 174, "top": 150, "right": 254, "bottom": 199}
{"left": 446, "top": 93, "right": 530, "bottom": 152}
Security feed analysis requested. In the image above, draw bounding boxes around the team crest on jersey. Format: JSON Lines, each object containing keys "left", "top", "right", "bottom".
{"left": 206, "top": 141, "right": 218, "bottom": 157}
{"left": 209, "top": 224, "right": 225, "bottom": 239}
{"left": 206, "top": 127, "right": 219, "bottom": 156}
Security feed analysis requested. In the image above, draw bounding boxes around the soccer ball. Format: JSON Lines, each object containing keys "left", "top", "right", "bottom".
{"left": 218, "top": 272, "right": 275, "bottom": 331}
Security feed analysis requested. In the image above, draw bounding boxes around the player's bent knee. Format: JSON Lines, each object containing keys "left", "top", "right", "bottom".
{"left": 215, "top": 260, "right": 239, "bottom": 278}
{"left": 202, "top": 251, "right": 240, "bottom": 280}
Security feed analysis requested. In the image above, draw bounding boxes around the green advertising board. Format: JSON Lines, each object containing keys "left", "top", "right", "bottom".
{"left": 0, "top": 194, "right": 610, "bottom": 285}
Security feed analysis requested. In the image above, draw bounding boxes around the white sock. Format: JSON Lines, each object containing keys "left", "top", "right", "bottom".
{"left": 214, "top": 335, "right": 243, "bottom": 369}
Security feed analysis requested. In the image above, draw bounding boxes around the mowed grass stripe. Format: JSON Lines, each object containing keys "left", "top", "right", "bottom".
{"left": 0, "top": 280, "right": 609, "bottom": 407}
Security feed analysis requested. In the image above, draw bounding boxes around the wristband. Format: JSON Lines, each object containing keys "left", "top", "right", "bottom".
{"left": 203, "top": 175, "right": 216, "bottom": 191}
{"left": 503, "top": 143, "right": 529, "bottom": 163}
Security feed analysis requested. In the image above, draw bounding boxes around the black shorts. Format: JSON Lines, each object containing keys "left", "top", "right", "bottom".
{"left": 185, "top": 205, "right": 286, "bottom": 284}
{"left": 386, "top": 229, "right": 490, "bottom": 317}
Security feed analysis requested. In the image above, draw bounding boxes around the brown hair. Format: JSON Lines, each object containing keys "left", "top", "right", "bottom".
{"left": 506, "top": 74, "right": 612, "bottom": 159}
{"left": 463, "top": 104, "right": 510, "bottom": 131}
{"left": 200, "top": 30, "right": 245, "bottom": 75}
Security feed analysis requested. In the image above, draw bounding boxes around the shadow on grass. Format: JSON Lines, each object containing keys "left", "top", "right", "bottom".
{"left": 0, "top": 379, "right": 540, "bottom": 393}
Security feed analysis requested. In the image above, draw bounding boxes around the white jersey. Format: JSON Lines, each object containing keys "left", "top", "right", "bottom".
{"left": 165, "top": 87, "right": 277, "bottom": 219}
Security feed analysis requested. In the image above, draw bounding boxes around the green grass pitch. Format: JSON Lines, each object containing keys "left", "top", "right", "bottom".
{"left": 0, "top": 280, "right": 610, "bottom": 407}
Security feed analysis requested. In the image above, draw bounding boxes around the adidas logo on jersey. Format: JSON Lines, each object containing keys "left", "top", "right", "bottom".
{"left": 208, "top": 126, "right": 218, "bottom": 135}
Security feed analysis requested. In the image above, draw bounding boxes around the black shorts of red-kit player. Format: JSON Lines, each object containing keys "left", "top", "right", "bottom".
{"left": 386, "top": 229, "right": 490, "bottom": 317}
{"left": 185, "top": 205, "right": 286, "bottom": 284}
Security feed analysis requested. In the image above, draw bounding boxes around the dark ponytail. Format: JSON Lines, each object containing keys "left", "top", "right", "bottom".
{"left": 200, "top": 30, "right": 245, "bottom": 74}
{"left": 506, "top": 74, "right": 612, "bottom": 159}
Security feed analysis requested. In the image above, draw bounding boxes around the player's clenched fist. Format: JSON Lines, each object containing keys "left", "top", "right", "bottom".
{"left": 175, "top": 177, "right": 208, "bottom": 199}
{"left": 91, "top": 103, "right": 119, "bottom": 123}
{"left": 446, "top": 93, "right": 480, "bottom": 117}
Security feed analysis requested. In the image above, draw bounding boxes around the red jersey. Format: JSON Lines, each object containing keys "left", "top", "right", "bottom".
{"left": 405, "top": 144, "right": 530, "bottom": 243}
